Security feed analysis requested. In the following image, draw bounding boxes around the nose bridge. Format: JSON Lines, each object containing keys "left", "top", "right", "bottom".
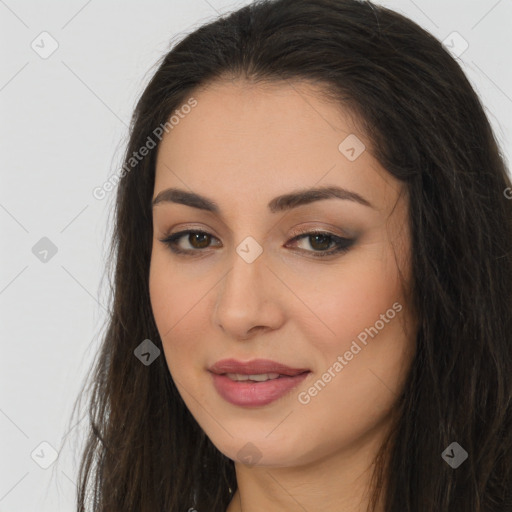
{"left": 218, "top": 241, "right": 265, "bottom": 312}
{"left": 213, "top": 238, "right": 283, "bottom": 338}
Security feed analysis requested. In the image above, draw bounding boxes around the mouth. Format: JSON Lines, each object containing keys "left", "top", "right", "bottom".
{"left": 208, "top": 358, "right": 311, "bottom": 407}
{"left": 208, "top": 358, "right": 310, "bottom": 377}
{"left": 223, "top": 372, "right": 290, "bottom": 382}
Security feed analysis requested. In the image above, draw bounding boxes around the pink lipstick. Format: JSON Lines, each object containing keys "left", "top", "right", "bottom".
{"left": 208, "top": 358, "right": 311, "bottom": 407}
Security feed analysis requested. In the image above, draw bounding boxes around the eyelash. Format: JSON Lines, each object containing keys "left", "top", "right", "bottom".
{"left": 158, "top": 229, "right": 354, "bottom": 258}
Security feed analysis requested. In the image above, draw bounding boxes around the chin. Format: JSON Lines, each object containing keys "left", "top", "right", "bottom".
{"left": 206, "top": 429, "right": 312, "bottom": 468}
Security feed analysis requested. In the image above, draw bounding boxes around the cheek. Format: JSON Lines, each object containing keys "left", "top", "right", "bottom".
{"left": 285, "top": 243, "right": 405, "bottom": 351}
{"left": 292, "top": 246, "right": 413, "bottom": 437}
{"left": 148, "top": 249, "right": 207, "bottom": 375}
{"left": 287, "top": 243, "right": 412, "bottom": 410}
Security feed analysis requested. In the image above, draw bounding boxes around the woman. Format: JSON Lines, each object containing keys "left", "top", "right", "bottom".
{"left": 72, "top": 0, "right": 512, "bottom": 510}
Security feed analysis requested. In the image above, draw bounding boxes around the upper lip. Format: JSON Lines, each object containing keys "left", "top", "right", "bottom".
{"left": 209, "top": 358, "right": 310, "bottom": 376}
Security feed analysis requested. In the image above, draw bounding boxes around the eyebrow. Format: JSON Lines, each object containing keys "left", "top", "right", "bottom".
{"left": 151, "top": 185, "right": 374, "bottom": 213}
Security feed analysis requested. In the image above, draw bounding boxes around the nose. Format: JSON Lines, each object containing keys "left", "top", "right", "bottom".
{"left": 212, "top": 245, "right": 285, "bottom": 340}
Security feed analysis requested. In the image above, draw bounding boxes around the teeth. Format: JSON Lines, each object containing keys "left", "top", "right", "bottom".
{"left": 225, "top": 372, "right": 281, "bottom": 382}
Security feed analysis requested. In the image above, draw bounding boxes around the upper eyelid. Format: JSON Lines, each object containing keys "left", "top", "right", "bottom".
{"left": 166, "top": 228, "right": 343, "bottom": 240}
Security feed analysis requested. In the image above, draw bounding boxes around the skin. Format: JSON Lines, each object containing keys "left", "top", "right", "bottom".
{"left": 149, "top": 79, "right": 417, "bottom": 512}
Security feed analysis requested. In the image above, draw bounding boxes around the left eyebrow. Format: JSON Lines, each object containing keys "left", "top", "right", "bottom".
{"left": 151, "top": 185, "right": 374, "bottom": 213}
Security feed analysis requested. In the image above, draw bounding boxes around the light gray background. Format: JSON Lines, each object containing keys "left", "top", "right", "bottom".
{"left": 1, "top": 0, "right": 511, "bottom": 510}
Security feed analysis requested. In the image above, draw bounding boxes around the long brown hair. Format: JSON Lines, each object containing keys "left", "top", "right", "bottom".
{"left": 70, "top": 0, "right": 512, "bottom": 510}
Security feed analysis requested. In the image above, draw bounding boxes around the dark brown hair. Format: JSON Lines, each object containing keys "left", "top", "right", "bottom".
{"left": 70, "top": 0, "right": 512, "bottom": 510}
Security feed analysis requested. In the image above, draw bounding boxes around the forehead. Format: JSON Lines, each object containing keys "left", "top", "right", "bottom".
{"left": 154, "top": 79, "right": 397, "bottom": 211}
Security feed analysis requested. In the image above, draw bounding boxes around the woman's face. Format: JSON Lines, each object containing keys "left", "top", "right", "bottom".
{"left": 149, "top": 80, "right": 416, "bottom": 468}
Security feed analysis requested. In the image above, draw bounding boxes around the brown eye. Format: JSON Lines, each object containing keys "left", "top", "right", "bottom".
{"left": 188, "top": 232, "right": 211, "bottom": 249}
{"left": 307, "top": 233, "right": 334, "bottom": 251}
{"left": 287, "top": 231, "right": 355, "bottom": 257}
{"left": 159, "top": 230, "right": 221, "bottom": 254}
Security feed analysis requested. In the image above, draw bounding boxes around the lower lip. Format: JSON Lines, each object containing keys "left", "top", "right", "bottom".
{"left": 210, "top": 372, "right": 310, "bottom": 407}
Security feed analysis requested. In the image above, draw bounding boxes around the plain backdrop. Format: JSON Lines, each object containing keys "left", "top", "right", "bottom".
{"left": 1, "top": 0, "right": 511, "bottom": 510}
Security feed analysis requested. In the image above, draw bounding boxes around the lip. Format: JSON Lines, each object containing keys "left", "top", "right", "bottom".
{"left": 208, "top": 358, "right": 311, "bottom": 407}
{"left": 208, "top": 358, "right": 310, "bottom": 376}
